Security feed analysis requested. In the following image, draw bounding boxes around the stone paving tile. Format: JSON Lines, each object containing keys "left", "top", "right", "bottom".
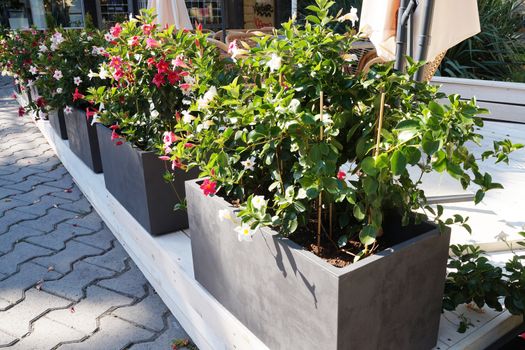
{"left": 17, "top": 207, "right": 80, "bottom": 233}
{"left": 83, "top": 242, "right": 128, "bottom": 272}
{"left": 59, "top": 315, "right": 155, "bottom": 350}
{"left": 97, "top": 261, "right": 149, "bottom": 299}
{"left": 0, "top": 224, "right": 44, "bottom": 254}
{"left": 41, "top": 261, "right": 116, "bottom": 301}
{"left": 0, "top": 288, "right": 72, "bottom": 341}
{"left": 8, "top": 317, "right": 85, "bottom": 350}
{"left": 112, "top": 286, "right": 169, "bottom": 332}
{"left": 130, "top": 315, "right": 190, "bottom": 350}
{"left": 0, "top": 262, "right": 61, "bottom": 306}
{"left": 0, "top": 93, "right": 196, "bottom": 349}
{"left": 32, "top": 240, "right": 104, "bottom": 275}
{"left": 46, "top": 285, "right": 133, "bottom": 335}
{"left": 73, "top": 227, "right": 114, "bottom": 250}
{"left": 0, "top": 242, "right": 53, "bottom": 276}
{"left": 25, "top": 223, "right": 94, "bottom": 251}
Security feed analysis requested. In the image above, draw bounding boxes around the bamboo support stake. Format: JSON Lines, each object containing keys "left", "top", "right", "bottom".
{"left": 317, "top": 91, "right": 324, "bottom": 250}
{"left": 329, "top": 203, "right": 333, "bottom": 240}
{"left": 374, "top": 92, "right": 386, "bottom": 157}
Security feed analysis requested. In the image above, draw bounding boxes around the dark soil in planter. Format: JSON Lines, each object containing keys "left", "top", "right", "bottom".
{"left": 65, "top": 108, "right": 102, "bottom": 173}
{"left": 97, "top": 124, "right": 197, "bottom": 235}
{"left": 49, "top": 109, "right": 68, "bottom": 140}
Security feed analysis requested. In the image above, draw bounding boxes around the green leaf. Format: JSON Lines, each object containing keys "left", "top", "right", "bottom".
{"left": 338, "top": 234, "right": 348, "bottom": 248}
{"left": 363, "top": 177, "right": 378, "bottom": 195}
{"left": 395, "top": 119, "right": 419, "bottom": 131}
{"left": 404, "top": 147, "right": 421, "bottom": 166}
{"left": 422, "top": 132, "right": 440, "bottom": 155}
{"left": 391, "top": 150, "right": 407, "bottom": 175}
{"left": 359, "top": 225, "right": 377, "bottom": 246}
{"left": 474, "top": 190, "right": 485, "bottom": 204}
{"left": 353, "top": 204, "right": 366, "bottom": 221}
{"left": 429, "top": 101, "right": 445, "bottom": 116}
{"left": 433, "top": 150, "right": 447, "bottom": 172}
{"left": 361, "top": 157, "right": 378, "bottom": 176}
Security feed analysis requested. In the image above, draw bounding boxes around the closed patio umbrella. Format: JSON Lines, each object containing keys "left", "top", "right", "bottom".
{"left": 147, "top": 0, "right": 193, "bottom": 30}
{"left": 359, "top": 0, "right": 480, "bottom": 63}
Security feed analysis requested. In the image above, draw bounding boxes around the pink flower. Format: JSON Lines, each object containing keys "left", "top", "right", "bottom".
{"left": 18, "top": 106, "right": 25, "bottom": 117}
{"left": 184, "top": 142, "right": 195, "bottom": 148}
{"left": 167, "top": 70, "right": 181, "bottom": 85}
{"left": 73, "top": 88, "right": 85, "bottom": 102}
{"left": 152, "top": 73, "right": 165, "bottom": 88}
{"left": 146, "top": 38, "right": 159, "bottom": 48}
{"left": 86, "top": 107, "right": 98, "bottom": 120}
{"left": 146, "top": 57, "right": 156, "bottom": 66}
{"left": 110, "top": 23, "right": 122, "bottom": 38}
{"left": 337, "top": 171, "right": 346, "bottom": 180}
{"left": 171, "top": 158, "right": 182, "bottom": 170}
{"left": 179, "top": 83, "right": 191, "bottom": 92}
{"left": 111, "top": 130, "right": 120, "bottom": 141}
{"left": 163, "top": 131, "right": 177, "bottom": 145}
{"left": 129, "top": 36, "right": 140, "bottom": 47}
{"left": 109, "top": 56, "right": 122, "bottom": 69}
{"left": 113, "top": 69, "right": 124, "bottom": 81}
{"left": 142, "top": 23, "right": 155, "bottom": 35}
{"left": 200, "top": 179, "right": 217, "bottom": 196}
{"left": 172, "top": 56, "right": 189, "bottom": 68}
{"left": 159, "top": 155, "right": 170, "bottom": 161}
{"left": 156, "top": 59, "right": 169, "bottom": 74}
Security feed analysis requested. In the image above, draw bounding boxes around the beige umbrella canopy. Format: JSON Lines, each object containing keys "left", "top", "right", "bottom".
{"left": 359, "top": 0, "right": 481, "bottom": 62}
{"left": 147, "top": 0, "right": 193, "bottom": 30}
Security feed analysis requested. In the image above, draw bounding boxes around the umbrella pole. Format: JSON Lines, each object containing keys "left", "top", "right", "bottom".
{"left": 414, "top": 0, "right": 435, "bottom": 81}
{"left": 394, "top": 0, "right": 418, "bottom": 72}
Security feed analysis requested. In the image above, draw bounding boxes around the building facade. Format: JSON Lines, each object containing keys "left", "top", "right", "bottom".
{"left": 0, "top": 0, "right": 290, "bottom": 31}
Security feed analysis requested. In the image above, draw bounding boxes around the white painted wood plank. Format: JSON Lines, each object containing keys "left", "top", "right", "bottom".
{"left": 34, "top": 119, "right": 269, "bottom": 350}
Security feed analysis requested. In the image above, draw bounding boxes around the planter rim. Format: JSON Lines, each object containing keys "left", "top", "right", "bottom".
{"left": 96, "top": 123, "right": 157, "bottom": 156}
{"left": 187, "top": 178, "right": 447, "bottom": 278}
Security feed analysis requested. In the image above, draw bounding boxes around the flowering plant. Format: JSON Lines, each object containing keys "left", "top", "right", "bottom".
{"left": 26, "top": 27, "right": 107, "bottom": 116}
{"left": 165, "top": 0, "right": 522, "bottom": 264}
{"left": 87, "top": 10, "right": 229, "bottom": 151}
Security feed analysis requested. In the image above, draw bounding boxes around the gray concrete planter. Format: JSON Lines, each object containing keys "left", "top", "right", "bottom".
{"left": 96, "top": 124, "right": 196, "bottom": 235}
{"left": 49, "top": 109, "right": 68, "bottom": 140}
{"left": 186, "top": 179, "right": 451, "bottom": 350}
{"left": 65, "top": 108, "right": 102, "bottom": 173}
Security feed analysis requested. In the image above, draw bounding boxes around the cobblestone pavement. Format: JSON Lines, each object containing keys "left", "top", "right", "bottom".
{"left": 0, "top": 78, "right": 192, "bottom": 349}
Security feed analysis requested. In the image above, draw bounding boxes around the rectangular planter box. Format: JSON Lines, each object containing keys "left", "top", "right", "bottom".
{"left": 49, "top": 109, "right": 68, "bottom": 140}
{"left": 97, "top": 124, "right": 196, "bottom": 235}
{"left": 65, "top": 108, "right": 102, "bottom": 173}
{"left": 186, "top": 179, "right": 451, "bottom": 350}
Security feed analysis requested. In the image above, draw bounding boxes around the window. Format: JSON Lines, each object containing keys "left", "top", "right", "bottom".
{"left": 0, "top": 0, "right": 86, "bottom": 29}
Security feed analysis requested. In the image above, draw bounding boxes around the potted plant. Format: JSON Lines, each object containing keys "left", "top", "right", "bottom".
{"left": 87, "top": 10, "right": 230, "bottom": 234}
{"left": 166, "top": 1, "right": 522, "bottom": 348}
{"left": 32, "top": 25, "right": 108, "bottom": 172}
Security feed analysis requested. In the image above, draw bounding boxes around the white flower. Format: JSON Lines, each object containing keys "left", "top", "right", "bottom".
{"left": 50, "top": 43, "right": 58, "bottom": 51}
{"left": 342, "top": 53, "right": 358, "bottom": 62}
{"left": 73, "top": 76, "right": 82, "bottom": 86}
{"left": 251, "top": 195, "right": 266, "bottom": 210}
{"left": 184, "top": 75, "right": 196, "bottom": 86}
{"left": 63, "top": 106, "right": 73, "bottom": 115}
{"left": 315, "top": 112, "right": 332, "bottom": 125}
{"left": 29, "top": 66, "right": 38, "bottom": 75}
{"left": 90, "top": 114, "right": 100, "bottom": 126}
{"left": 241, "top": 157, "right": 256, "bottom": 171}
{"left": 182, "top": 110, "right": 194, "bottom": 123}
{"left": 338, "top": 7, "right": 359, "bottom": 26}
{"left": 266, "top": 53, "right": 282, "bottom": 72}
{"left": 56, "top": 88, "right": 63, "bottom": 94}
{"left": 87, "top": 69, "right": 97, "bottom": 79}
{"left": 38, "top": 44, "right": 48, "bottom": 53}
{"left": 218, "top": 209, "right": 232, "bottom": 222}
{"left": 98, "top": 66, "right": 109, "bottom": 80}
{"left": 289, "top": 99, "right": 300, "bottom": 113}
{"left": 86, "top": 36, "right": 93, "bottom": 41}
{"left": 495, "top": 231, "right": 509, "bottom": 242}
{"left": 26, "top": 79, "right": 34, "bottom": 87}
{"left": 53, "top": 70, "right": 63, "bottom": 80}
{"left": 197, "top": 86, "right": 218, "bottom": 110}
{"left": 91, "top": 46, "right": 99, "bottom": 55}
{"left": 235, "top": 224, "right": 256, "bottom": 242}
{"left": 104, "top": 33, "right": 116, "bottom": 42}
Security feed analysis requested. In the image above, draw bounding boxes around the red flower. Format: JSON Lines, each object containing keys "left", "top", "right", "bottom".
{"left": 73, "top": 88, "right": 85, "bottom": 101}
{"left": 36, "top": 96, "right": 46, "bottom": 108}
{"left": 152, "top": 73, "right": 165, "bottom": 88}
{"left": 86, "top": 107, "right": 98, "bottom": 120}
{"left": 113, "top": 69, "right": 124, "bottom": 81}
{"left": 184, "top": 143, "right": 195, "bottom": 148}
{"left": 179, "top": 83, "right": 191, "bottom": 92}
{"left": 173, "top": 57, "right": 189, "bottom": 68}
{"left": 129, "top": 35, "right": 140, "bottom": 47}
{"left": 116, "top": 141, "right": 123, "bottom": 146}
{"left": 200, "top": 179, "right": 217, "bottom": 196}
{"left": 175, "top": 111, "right": 181, "bottom": 122}
{"left": 171, "top": 158, "right": 183, "bottom": 170}
{"left": 156, "top": 59, "right": 169, "bottom": 74}
{"left": 163, "top": 131, "right": 177, "bottom": 145}
{"left": 146, "top": 57, "right": 156, "bottom": 67}
{"left": 519, "top": 332, "right": 525, "bottom": 340}
{"left": 196, "top": 23, "right": 203, "bottom": 32}
{"left": 109, "top": 124, "right": 119, "bottom": 130}
{"left": 142, "top": 23, "right": 155, "bottom": 35}
{"left": 337, "top": 171, "right": 346, "bottom": 180}
{"left": 18, "top": 106, "right": 25, "bottom": 117}
{"left": 167, "top": 70, "right": 181, "bottom": 85}
{"left": 110, "top": 23, "right": 122, "bottom": 38}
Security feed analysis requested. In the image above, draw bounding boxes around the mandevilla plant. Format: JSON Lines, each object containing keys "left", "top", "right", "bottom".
{"left": 87, "top": 9, "right": 231, "bottom": 151}
{"left": 163, "top": 0, "right": 522, "bottom": 264}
